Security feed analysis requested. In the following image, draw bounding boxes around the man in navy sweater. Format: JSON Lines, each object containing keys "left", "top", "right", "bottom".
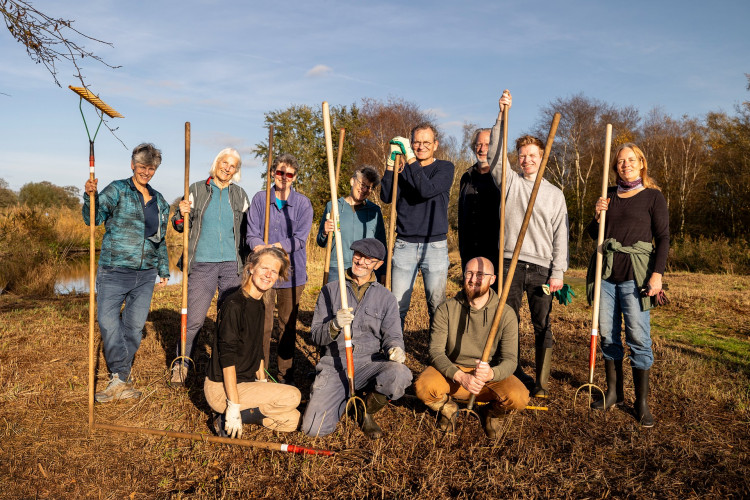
{"left": 381, "top": 124, "right": 455, "bottom": 328}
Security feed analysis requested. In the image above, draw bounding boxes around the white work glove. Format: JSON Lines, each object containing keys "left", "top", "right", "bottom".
{"left": 331, "top": 307, "right": 354, "bottom": 331}
{"left": 389, "top": 136, "right": 415, "bottom": 162}
{"left": 224, "top": 399, "right": 243, "bottom": 438}
{"left": 388, "top": 346, "right": 406, "bottom": 364}
{"left": 386, "top": 143, "right": 402, "bottom": 168}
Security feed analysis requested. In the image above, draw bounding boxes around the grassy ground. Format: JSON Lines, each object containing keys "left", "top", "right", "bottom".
{"left": 1, "top": 249, "right": 749, "bottom": 499}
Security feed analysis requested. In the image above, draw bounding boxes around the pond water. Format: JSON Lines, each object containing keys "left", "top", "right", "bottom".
{"left": 55, "top": 253, "right": 183, "bottom": 294}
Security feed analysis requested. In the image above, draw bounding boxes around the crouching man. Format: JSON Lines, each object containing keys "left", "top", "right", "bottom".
{"left": 204, "top": 248, "right": 301, "bottom": 438}
{"left": 302, "top": 238, "right": 412, "bottom": 439}
{"left": 415, "top": 257, "right": 530, "bottom": 437}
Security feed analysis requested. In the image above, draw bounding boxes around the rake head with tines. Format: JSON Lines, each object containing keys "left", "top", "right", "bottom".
{"left": 69, "top": 86, "right": 123, "bottom": 118}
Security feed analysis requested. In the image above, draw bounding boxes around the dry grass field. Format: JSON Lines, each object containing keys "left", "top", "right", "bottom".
{"left": 1, "top": 248, "right": 749, "bottom": 499}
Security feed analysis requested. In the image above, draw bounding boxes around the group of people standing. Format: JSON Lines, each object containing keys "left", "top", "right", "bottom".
{"left": 82, "top": 89, "right": 669, "bottom": 439}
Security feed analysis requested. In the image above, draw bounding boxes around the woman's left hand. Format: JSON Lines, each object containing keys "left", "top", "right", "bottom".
{"left": 646, "top": 273, "right": 662, "bottom": 296}
{"left": 158, "top": 277, "right": 169, "bottom": 287}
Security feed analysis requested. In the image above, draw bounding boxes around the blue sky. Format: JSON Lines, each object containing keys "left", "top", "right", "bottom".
{"left": 1, "top": 0, "right": 748, "bottom": 203}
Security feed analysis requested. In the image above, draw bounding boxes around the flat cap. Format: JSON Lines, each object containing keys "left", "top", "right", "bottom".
{"left": 350, "top": 238, "right": 386, "bottom": 261}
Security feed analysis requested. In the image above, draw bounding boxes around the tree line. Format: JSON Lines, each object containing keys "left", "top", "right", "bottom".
{"left": 253, "top": 80, "right": 750, "bottom": 267}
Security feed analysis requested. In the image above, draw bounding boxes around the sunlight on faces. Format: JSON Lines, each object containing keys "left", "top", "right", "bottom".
{"left": 475, "top": 130, "right": 490, "bottom": 163}
{"left": 131, "top": 162, "right": 157, "bottom": 188}
{"left": 463, "top": 257, "right": 496, "bottom": 300}
{"left": 274, "top": 163, "right": 297, "bottom": 190}
{"left": 351, "top": 251, "right": 383, "bottom": 279}
{"left": 412, "top": 128, "right": 439, "bottom": 162}
{"left": 350, "top": 175, "right": 373, "bottom": 203}
{"left": 616, "top": 148, "right": 642, "bottom": 183}
{"left": 250, "top": 255, "right": 281, "bottom": 293}
{"left": 215, "top": 156, "right": 238, "bottom": 185}
{"left": 518, "top": 145, "right": 542, "bottom": 177}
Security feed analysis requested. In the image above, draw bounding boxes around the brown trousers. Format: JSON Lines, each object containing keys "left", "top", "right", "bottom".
{"left": 203, "top": 377, "right": 301, "bottom": 432}
{"left": 262, "top": 285, "right": 305, "bottom": 378}
{"left": 415, "top": 366, "right": 530, "bottom": 412}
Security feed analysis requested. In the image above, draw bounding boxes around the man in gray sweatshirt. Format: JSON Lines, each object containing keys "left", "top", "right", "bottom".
{"left": 415, "top": 257, "right": 530, "bottom": 438}
{"left": 488, "top": 90, "right": 569, "bottom": 398}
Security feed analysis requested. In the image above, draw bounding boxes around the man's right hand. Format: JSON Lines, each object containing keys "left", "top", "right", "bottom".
{"left": 499, "top": 89, "right": 512, "bottom": 113}
{"left": 454, "top": 370, "right": 485, "bottom": 395}
{"left": 389, "top": 136, "right": 415, "bottom": 163}
{"left": 332, "top": 307, "right": 354, "bottom": 331}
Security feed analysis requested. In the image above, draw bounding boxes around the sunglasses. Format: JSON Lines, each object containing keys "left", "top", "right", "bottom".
{"left": 275, "top": 170, "right": 295, "bottom": 179}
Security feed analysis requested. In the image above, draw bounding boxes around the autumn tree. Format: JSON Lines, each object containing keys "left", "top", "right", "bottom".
{"left": 0, "top": 178, "right": 18, "bottom": 208}
{"left": 18, "top": 181, "right": 80, "bottom": 209}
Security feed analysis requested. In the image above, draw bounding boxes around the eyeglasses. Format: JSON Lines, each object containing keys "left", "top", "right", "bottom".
{"left": 275, "top": 170, "right": 295, "bottom": 179}
{"left": 412, "top": 141, "right": 433, "bottom": 147}
{"left": 353, "top": 252, "right": 377, "bottom": 265}
{"left": 616, "top": 158, "right": 640, "bottom": 167}
{"left": 464, "top": 271, "right": 492, "bottom": 280}
{"left": 355, "top": 178, "right": 373, "bottom": 191}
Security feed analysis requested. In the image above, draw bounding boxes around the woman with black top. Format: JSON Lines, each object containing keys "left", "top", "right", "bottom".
{"left": 588, "top": 143, "right": 669, "bottom": 428}
{"left": 204, "top": 247, "right": 301, "bottom": 437}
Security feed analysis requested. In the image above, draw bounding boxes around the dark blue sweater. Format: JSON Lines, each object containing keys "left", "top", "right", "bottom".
{"left": 380, "top": 158, "right": 454, "bottom": 242}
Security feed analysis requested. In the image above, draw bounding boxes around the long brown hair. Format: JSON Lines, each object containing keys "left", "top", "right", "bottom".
{"left": 611, "top": 143, "right": 661, "bottom": 190}
{"left": 241, "top": 247, "right": 290, "bottom": 290}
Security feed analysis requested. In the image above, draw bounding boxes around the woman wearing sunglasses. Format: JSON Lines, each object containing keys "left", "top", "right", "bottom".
{"left": 246, "top": 154, "right": 313, "bottom": 385}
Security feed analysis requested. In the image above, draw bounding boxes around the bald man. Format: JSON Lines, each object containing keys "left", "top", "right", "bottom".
{"left": 415, "top": 257, "right": 530, "bottom": 438}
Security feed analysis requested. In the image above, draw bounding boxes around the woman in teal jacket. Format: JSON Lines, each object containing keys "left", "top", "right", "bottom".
{"left": 316, "top": 166, "right": 386, "bottom": 283}
{"left": 83, "top": 143, "right": 170, "bottom": 403}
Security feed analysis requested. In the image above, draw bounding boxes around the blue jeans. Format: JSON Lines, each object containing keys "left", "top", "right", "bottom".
{"left": 598, "top": 279, "right": 653, "bottom": 370}
{"left": 390, "top": 239, "right": 449, "bottom": 326}
{"left": 96, "top": 266, "right": 158, "bottom": 378}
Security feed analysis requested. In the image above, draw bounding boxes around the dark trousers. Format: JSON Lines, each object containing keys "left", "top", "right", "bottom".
{"left": 502, "top": 259, "right": 554, "bottom": 351}
{"left": 262, "top": 285, "right": 305, "bottom": 378}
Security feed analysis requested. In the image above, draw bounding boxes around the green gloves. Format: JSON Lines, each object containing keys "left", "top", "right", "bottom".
{"left": 389, "top": 136, "right": 416, "bottom": 162}
{"left": 386, "top": 143, "right": 401, "bottom": 168}
{"left": 542, "top": 283, "right": 576, "bottom": 306}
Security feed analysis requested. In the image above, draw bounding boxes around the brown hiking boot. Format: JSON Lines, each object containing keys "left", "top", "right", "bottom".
{"left": 483, "top": 405, "right": 506, "bottom": 439}
{"left": 426, "top": 395, "right": 459, "bottom": 433}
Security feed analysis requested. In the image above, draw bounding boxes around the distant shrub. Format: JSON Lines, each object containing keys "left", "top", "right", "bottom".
{"left": 668, "top": 236, "right": 750, "bottom": 274}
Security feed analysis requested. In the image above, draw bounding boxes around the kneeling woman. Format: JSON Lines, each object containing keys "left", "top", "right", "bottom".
{"left": 204, "top": 247, "right": 301, "bottom": 437}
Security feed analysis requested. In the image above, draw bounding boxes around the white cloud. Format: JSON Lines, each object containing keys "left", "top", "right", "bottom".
{"left": 305, "top": 65, "right": 333, "bottom": 78}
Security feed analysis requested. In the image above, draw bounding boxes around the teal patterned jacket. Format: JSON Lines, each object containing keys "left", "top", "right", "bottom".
{"left": 82, "top": 178, "right": 171, "bottom": 277}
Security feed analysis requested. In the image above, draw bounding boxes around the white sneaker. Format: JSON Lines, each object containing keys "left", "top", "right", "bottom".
{"left": 95, "top": 374, "right": 142, "bottom": 403}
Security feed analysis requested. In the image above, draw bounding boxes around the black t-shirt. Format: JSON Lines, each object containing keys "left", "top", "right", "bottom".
{"left": 206, "top": 288, "right": 265, "bottom": 383}
{"left": 458, "top": 165, "right": 501, "bottom": 269}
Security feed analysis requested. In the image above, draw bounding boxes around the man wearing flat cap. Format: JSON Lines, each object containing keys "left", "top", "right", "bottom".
{"left": 302, "top": 238, "right": 412, "bottom": 439}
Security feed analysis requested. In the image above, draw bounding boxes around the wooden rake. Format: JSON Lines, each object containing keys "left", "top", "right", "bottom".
{"left": 69, "top": 85, "right": 123, "bottom": 432}
{"left": 457, "top": 112, "right": 561, "bottom": 430}
{"left": 322, "top": 102, "right": 366, "bottom": 421}
{"left": 574, "top": 124, "right": 612, "bottom": 408}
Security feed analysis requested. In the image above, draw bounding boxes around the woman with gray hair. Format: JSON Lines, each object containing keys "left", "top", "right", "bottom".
{"left": 170, "top": 147, "right": 251, "bottom": 385}
{"left": 83, "top": 143, "right": 170, "bottom": 402}
{"left": 316, "top": 166, "right": 387, "bottom": 283}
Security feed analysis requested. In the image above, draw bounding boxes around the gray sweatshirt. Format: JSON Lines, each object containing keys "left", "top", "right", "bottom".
{"left": 488, "top": 117, "right": 569, "bottom": 280}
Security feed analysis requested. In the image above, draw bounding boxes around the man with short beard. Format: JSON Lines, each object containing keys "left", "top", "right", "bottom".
{"left": 458, "top": 128, "right": 501, "bottom": 278}
{"left": 415, "top": 257, "right": 530, "bottom": 438}
{"left": 302, "top": 238, "right": 412, "bottom": 439}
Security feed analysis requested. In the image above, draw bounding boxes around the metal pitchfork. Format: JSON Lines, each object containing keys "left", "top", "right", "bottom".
{"left": 458, "top": 112, "right": 561, "bottom": 429}
{"left": 574, "top": 124, "right": 612, "bottom": 408}
{"left": 169, "top": 122, "right": 194, "bottom": 386}
{"left": 69, "top": 85, "right": 123, "bottom": 432}
{"left": 322, "top": 102, "right": 367, "bottom": 421}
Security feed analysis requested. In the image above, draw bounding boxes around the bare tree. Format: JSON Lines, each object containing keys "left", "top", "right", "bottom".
{"left": 1, "top": 0, "right": 119, "bottom": 87}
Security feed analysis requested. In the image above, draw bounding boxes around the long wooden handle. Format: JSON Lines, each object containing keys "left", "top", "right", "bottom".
{"left": 498, "top": 107, "right": 509, "bottom": 292}
{"left": 323, "top": 102, "right": 355, "bottom": 395}
{"left": 385, "top": 156, "right": 401, "bottom": 290}
{"left": 467, "top": 113, "right": 561, "bottom": 411}
{"left": 588, "top": 124, "right": 612, "bottom": 383}
{"left": 323, "top": 128, "right": 346, "bottom": 286}
{"left": 264, "top": 125, "right": 274, "bottom": 244}
{"left": 88, "top": 140, "right": 96, "bottom": 432}
{"left": 180, "top": 122, "right": 191, "bottom": 364}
